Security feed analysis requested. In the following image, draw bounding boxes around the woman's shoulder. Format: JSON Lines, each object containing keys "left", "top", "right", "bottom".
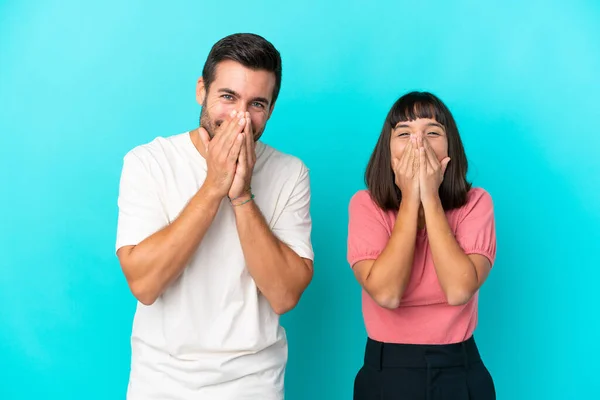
{"left": 465, "top": 187, "right": 493, "bottom": 208}
{"left": 448, "top": 187, "right": 494, "bottom": 222}
{"left": 349, "top": 189, "right": 373, "bottom": 206}
{"left": 348, "top": 189, "right": 390, "bottom": 218}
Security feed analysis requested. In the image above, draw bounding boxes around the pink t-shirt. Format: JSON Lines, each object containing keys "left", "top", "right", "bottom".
{"left": 347, "top": 187, "right": 496, "bottom": 344}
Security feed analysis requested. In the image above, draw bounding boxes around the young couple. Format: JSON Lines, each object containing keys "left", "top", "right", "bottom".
{"left": 115, "top": 33, "right": 496, "bottom": 400}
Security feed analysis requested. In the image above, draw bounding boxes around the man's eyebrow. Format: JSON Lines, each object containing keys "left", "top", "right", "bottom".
{"left": 217, "top": 88, "right": 270, "bottom": 106}
{"left": 217, "top": 88, "right": 239, "bottom": 96}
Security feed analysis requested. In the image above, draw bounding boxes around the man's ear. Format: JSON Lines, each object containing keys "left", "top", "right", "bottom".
{"left": 196, "top": 77, "right": 207, "bottom": 105}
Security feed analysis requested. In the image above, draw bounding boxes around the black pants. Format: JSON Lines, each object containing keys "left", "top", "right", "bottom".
{"left": 354, "top": 336, "right": 495, "bottom": 400}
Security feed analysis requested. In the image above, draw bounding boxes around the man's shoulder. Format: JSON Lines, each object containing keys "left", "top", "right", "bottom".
{"left": 123, "top": 132, "right": 189, "bottom": 165}
{"left": 257, "top": 141, "right": 307, "bottom": 174}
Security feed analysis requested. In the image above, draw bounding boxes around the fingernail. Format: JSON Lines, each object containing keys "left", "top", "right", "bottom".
{"left": 230, "top": 110, "right": 237, "bottom": 117}
{"left": 239, "top": 118, "right": 246, "bottom": 125}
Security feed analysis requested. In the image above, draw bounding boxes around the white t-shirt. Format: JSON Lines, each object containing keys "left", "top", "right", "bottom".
{"left": 115, "top": 132, "right": 314, "bottom": 400}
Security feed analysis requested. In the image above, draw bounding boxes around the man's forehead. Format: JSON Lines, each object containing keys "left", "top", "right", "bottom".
{"left": 211, "top": 61, "right": 275, "bottom": 96}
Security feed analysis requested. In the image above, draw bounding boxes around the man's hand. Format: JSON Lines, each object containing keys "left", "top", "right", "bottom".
{"left": 228, "top": 112, "right": 256, "bottom": 201}
{"left": 198, "top": 110, "right": 246, "bottom": 198}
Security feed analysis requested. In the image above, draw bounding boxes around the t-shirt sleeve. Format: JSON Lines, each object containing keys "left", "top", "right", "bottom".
{"left": 115, "top": 151, "right": 168, "bottom": 252}
{"left": 347, "top": 191, "right": 391, "bottom": 267}
{"left": 455, "top": 189, "right": 497, "bottom": 266}
{"left": 271, "top": 163, "right": 314, "bottom": 261}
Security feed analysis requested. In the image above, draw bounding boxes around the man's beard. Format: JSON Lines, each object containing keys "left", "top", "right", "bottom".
{"left": 199, "top": 102, "right": 263, "bottom": 141}
{"left": 199, "top": 103, "right": 218, "bottom": 139}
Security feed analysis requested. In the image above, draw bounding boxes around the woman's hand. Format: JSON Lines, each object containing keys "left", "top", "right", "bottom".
{"left": 418, "top": 136, "right": 451, "bottom": 205}
{"left": 392, "top": 136, "right": 421, "bottom": 206}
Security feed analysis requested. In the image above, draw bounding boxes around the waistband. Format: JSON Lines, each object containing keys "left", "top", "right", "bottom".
{"left": 364, "top": 336, "right": 482, "bottom": 371}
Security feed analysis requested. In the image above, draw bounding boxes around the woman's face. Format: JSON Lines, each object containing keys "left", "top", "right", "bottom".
{"left": 390, "top": 118, "right": 449, "bottom": 166}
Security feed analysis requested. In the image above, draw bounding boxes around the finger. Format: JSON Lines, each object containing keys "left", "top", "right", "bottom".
{"left": 228, "top": 132, "right": 245, "bottom": 164}
{"left": 235, "top": 138, "right": 248, "bottom": 189}
{"left": 441, "top": 157, "right": 451, "bottom": 175}
{"left": 417, "top": 136, "right": 433, "bottom": 172}
{"left": 213, "top": 110, "right": 238, "bottom": 141}
{"left": 211, "top": 110, "right": 239, "bottom": 156}
{"left": 413, "top": 148, "right": 420, "bottom": 177}
{"left": 238, "top": 139, "right": 247, "bottom": 174}
{"left": 423, "top": 138, "right": 439, "bottom": 169}
{"left": 399, "top": 137, "right": 414, "bottom": 172}
{"left": 222, "top": 112, "right": 247, "bottom": 153}
{"left": 226, "top": 111, "right": 245, "bottom": 137}
{"left": 198, "top": 127, "right": 210, "bottom": 152}
{"left": 419, "top": 146, "right": 427, "bottom": 180}
{"left": 405, "top": 136, "right": 415, "bottom": 157}
{"left": 249, "top": 114, "right": 257, "bottom": 162}
{"left": 245, "top": 112, "right": 254, "bottom": 164}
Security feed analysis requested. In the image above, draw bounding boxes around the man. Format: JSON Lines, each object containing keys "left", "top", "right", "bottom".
{"left": 115, "top": 33, "right": 314, "bottom": 400}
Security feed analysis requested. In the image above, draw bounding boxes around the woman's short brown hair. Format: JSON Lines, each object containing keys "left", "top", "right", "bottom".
{"left": 365, "top": 91, "right": 471, "bottom": 211}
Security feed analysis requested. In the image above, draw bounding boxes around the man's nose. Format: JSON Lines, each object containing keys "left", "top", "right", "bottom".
{"left": 235, "top": 102, "right": 248, "bottom": 113}
{"left": 225, "top": 104, "right": 248, "bottom": 115}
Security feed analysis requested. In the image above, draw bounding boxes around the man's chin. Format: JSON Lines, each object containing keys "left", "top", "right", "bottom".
{"left": 200, "top": 124, "right": 215, "bottom": 139}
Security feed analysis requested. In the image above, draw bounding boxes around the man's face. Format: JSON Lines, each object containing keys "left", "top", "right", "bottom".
{"left": 197, "top": 60, "right": 276, "bottom": 141}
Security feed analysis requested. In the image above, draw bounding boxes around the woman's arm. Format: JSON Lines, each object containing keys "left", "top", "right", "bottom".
{"left": 353, "top": 200, "right": 420, "bottom": 309}
{"left": 419, "top": 137, "right": 494, "bottom": 306}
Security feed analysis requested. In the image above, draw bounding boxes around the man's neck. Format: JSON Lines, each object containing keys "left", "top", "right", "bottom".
{"left": 189, "top": 128, "right": 207, "bottom": 159}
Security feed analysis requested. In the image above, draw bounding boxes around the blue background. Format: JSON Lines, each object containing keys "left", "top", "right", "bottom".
{"left": 1, "top": 1, "right": 599, "bottom": 399}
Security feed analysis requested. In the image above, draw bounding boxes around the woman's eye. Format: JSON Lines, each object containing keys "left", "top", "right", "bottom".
{"left": 427, "top": 131, "right": 440, "bottom": 136}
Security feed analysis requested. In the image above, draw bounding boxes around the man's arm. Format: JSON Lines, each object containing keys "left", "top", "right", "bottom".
{"left": 117, "top": 185, "right": 222, "bottom": 306}
{"left": 233, "top": 199, "right": 313, "bottom": 315}
{"left": 226, "top": 117, "right": 314, "bottom": 314}
{"left": 117, "top": 112, "right": 247, "bottom": 305}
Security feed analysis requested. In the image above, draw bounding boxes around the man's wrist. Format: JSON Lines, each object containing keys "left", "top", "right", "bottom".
{"left": 199, "top": 182, "right": 226, "bottom": 204}
{"left": 230, "top": 190, "right": 254, "bottom": 207}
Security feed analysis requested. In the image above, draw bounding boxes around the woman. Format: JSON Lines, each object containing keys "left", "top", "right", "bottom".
{"left": 347, "top": 91, "right": 496, "bottom": 399}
